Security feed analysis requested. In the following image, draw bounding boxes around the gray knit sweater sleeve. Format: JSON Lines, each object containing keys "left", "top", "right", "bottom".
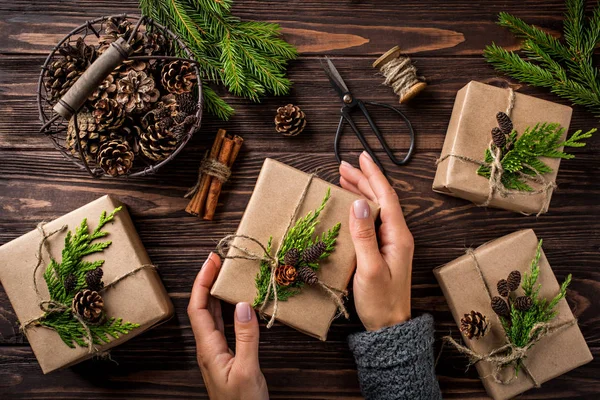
{"left": 348, "top": 314, "right": 442, "bottom": 400}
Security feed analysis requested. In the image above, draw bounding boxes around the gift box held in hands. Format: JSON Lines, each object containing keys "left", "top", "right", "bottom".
{"left": 0, "top": 195, "right": 173, "bottom": 374}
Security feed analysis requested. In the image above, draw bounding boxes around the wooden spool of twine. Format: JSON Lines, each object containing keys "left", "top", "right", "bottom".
{"left": 373, "top": 46, "right": 427, "bottom": 104}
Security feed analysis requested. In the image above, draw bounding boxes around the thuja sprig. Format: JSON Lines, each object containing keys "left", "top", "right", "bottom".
{"left": 253, "top": 189, "right": 341, "bottom": 307}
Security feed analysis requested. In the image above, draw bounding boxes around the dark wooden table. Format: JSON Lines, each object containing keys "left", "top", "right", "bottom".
{"left": 1, "top": 1, "right": 598, "bottom": 399}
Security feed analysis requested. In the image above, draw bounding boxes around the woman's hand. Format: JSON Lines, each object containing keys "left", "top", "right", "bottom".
{"left": 339, "top": 152, "right": 414, "bottom": 331}
{"left": 187, "top": 252, "right": 269, "bottom": 400}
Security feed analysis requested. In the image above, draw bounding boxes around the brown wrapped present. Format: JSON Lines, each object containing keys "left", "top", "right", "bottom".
{"left": 0, "top": 195, "right": 173, "bottom": 374}
{"left": 434, "top": 229, "right": 592, "bottom": 400}
{"left": 211, "top": 158, "right": 379, "bottom": 340}
{"left": 433, "top": 81, "right": 573, "bottom": 214}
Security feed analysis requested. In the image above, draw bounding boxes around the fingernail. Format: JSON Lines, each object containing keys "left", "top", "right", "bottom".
{"left": 361, "top": 151, "right": 374, "bottom": 162}
{"left": 236, "top": 302, "right": 252, "bottom": 323}
{"left": 340, "top": 161, "right": 354, "bottom": 169}
{"left": 201, "top": 252, "right": 214, "bottom": 269}
{"left": 353, "top": 199, "right": 370, "bottom": 219}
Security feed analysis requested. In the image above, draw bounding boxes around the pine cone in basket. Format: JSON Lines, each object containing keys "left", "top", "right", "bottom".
{"left": 176, "top": 92, "right": 198, "bottom": 116}
{"left": 88, "top": 73, "right": 117, "bottom": 102}
{"left": 140, "top": 111, "right": 178, "bottom": 162}
{"left": 161, "top": 60, "right": 197, "bottom": 94}
{"left": 45, "top": 37, "right": 96, "bottom": 101}
{"left": 72, "top": 289, "right": 104, "bottom": 323}
{"left": 171, "top": 115, "right": 198, "bottom": 140}
{"left": 92, "top": 98, "right": 126, "bottom": 131}
{"left": 460, "top": 310, "right": 490, "bottom": 340}
{"left": 297, "top": 265, "right": 318, "bottom": 285}
{"left": 116, "top": 70, "right": 160, "bottom": 113}
{"left": 66, "top": 111, "right": 110, "bottom": 163}
{"left": 97, "top": 138, "right": 135, "bottom": 177}
{"left": 144, "top": 30, "right": 169, "bottom": 56}
{"left": 275, "top": 104, "right": 306, "bottom": 137}
{"left": 274, "top": 265, "right": 297, "bottom": 287}
{"left": 302, "top": 241, "right": 327, "bottom": 264}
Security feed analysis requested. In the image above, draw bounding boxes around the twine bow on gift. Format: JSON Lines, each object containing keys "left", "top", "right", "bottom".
{"left": 436, "top": 88, "right": 556, "bottom": 217}
{"left": 443, "top": 248, "right": 577, "bottom": 387}
{"left": 215, "top": 174, "right": 349, "bottom": 328}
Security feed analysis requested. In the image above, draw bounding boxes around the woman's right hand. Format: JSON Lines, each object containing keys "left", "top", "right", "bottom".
{"left": 339, "top": 151, "right": 414, "bottom": 331}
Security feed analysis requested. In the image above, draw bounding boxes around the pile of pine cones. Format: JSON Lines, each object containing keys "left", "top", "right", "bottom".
{"left": 44, "top": 17, "right": 200, "bottom": 177}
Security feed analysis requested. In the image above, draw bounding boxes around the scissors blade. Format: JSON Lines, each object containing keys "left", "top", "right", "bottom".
{"left": 321, "top": 57, "right": 350, "bottom": 100}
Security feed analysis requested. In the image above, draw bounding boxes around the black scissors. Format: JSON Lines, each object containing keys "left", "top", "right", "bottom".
{"left": 321, "top": 57, "right": 415, "bottom": 172}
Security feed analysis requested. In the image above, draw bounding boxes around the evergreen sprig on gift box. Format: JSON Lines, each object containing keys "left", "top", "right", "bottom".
{"left": 139, "top": 0, "right": 298, "bottom": 120}
{"left": 253, "top": 189, "right": 341, "bottom": 306}
{"left": 483, "top": 0, "right": 600, "bottom": 116}
{"left": 36, "top": 208, "right": 139, "bottom": 348}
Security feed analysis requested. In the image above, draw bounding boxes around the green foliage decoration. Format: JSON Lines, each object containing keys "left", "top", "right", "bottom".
{"left": 252, "top": 189, "right": 341, "bottom": 306}
{"left": 483, "top": 0, "right": 600, "bottom": 116}
{"left": 36, "top": 207, "right": 139, "bottom": 348}
{"left": 139, "top": 0, "right": 298, "bottom": 120}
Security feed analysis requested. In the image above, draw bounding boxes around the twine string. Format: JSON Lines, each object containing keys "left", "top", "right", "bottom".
{"left": 216, "top": 174, "right": 349, "bottom": 327}
{"left": 379, "top": 56, "right": 424, "bottom": 100}
{"left": 185, "top": 152, "right": 232, "bottom": 198}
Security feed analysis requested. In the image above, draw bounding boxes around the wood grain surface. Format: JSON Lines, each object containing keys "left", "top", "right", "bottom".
{"left": 1, "top": 1, "right": 599, "bottom": 399}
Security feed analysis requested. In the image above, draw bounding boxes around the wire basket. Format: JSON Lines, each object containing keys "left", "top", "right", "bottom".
{"left": 37, "top": 14, "right": 203, "bottom": 178}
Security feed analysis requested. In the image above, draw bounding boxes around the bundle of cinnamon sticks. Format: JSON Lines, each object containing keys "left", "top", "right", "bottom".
{"left": 185, "top": 129, "right": 243, "bottom": 220}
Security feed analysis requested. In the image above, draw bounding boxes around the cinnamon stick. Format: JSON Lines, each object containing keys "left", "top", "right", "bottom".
{"left": 185, "top": 129, "right": 227, "bottom": 216}
{"left": 203, "top": 135, "right": 244, "bottom": 220}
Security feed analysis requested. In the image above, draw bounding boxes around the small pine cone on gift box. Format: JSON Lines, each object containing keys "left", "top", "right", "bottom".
{"left": 496, "top": 112, "right": 513, "bottom": 135}
{"left": 302, "top": 241, "right": 327, "bottom": 263}
{"left": 284, "top": 248, "right": 300, "bottom": 267}
{"left": 297, "top": 265, "right": 318, "bottom": 285}
{"left": 507, "top": 270, "right": 521, "bottom": 292}
{"left": 491, "top": 127, "right": 506, "bottom": 149}
{"left": 497, "top": 279, "right": 510, "bottom": 297}
{"left": 275, "top": 104, "right": 306, "bottom": 137}
{"left": 72, "top": 289, "right": 104, "bottom": 323}
{"left": 460, "top": 310, "right": 490, "bottom": 339}
{"left": 274, "top": 265, "right": 297, "bottom": 287}
{"left": 491, "top": 296, "right": 510, "bottom": 317}
{"left": 63, "top": 274, "right": 77, "bottom": 294}
{"left": 85, "top": 267, "right": 104, "bottom": 291}
{"left": 515, "top": 295, "right": 533, "bottom": 311}
{"left": 97, "top": 139, "right": 135, "bottom": 177}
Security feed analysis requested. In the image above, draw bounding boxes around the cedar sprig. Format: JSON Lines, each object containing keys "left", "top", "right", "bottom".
{"left": 37, "top": 208, "right": 140, "bottom": 348}
{"left": 253, "top": 190, "right": 341, "bottom": 307}
{"left": 483, "top": 1, "right": 600, "bottom": 116}
{"left": 477, "top": 123, "right": 596, "bottom": 191}
{"left": 139, "top": 0, "right": 297, "bottom": 120}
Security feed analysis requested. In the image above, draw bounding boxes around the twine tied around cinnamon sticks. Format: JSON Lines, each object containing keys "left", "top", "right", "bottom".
{"left": 435, "top": 88, "right": 556, "bottom": 217}
{"left": 215, "top": 174, "right": 349, "bottom": 328}
{"left": 443, "top": 248, "right": 577, "bottom": 387}
{"left": 21, "top": 222, "right": 157, "bottom": 353}
{"left": 186, "top": 129, "right": 244, "bottom": 220}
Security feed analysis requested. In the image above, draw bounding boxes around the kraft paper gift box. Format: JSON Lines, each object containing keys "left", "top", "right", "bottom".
{"left": 433, "top": 81, "right": 573, "bottom": 214}
{"left": 434, "top": 229, "right": 592, "bottom": 400}
{"left": 211, "top": 158, "right": 379, "bottom": 340}
{"left": 0, "top": 195, "right": 174, "bottom": 374}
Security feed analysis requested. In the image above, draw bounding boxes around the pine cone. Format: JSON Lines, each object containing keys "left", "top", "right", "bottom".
{"left": 72, "top": 289, "right": 104, "bottom": 323}
{"left": 98, "top": 17, "right": 147, "bottom": 73}
{"left": 176, "top": 92, "right": 198, "bottom": 116}
{"left": 64, "top": 274, "right": 77, "bottom": 294}
{"left": 171, "top": 115, "right": 199, "bottom": 140}
{"left": 139, "top": 112, "right": 178, "bottom": 161}
{"left": 97, "top": 138, "right": 135, "bottom": 177}
{"left": 284, "top": 248, "right": 300, "bottom": 266}
{"left": 491, "top": 127, "right": 506, "bottom": 149}
{"left": 297, "top": 265, "right": 318, "bottom": 285}
{"left": 491, "top": 296, "right": 510, "bottom": 317}
{"left": 66, "top": 111, "right": 110, "bottom": 163}
{"left": 460, "top": 310, "right": 490, "bottom": 339}
{"left": 275, "top": 104, "right": 306, "bottom": 137}
{"left": 274, "top": 265, "right": 297, "bottom": 286}
{"left": 88, "top": 74, "right": 117, "bottom": 102}
{"left": 515, "top": 296, "right": 533, "bottom": 312}
{"left": 161, "top": 60, "right": 197, "bottom": 94}
{"left": 302, "top": 241, "right": 327, "bottom": 263}
{"left": 496, "top": 112, "right": 513, "bottom": 135}
{"left": 92, "top": 98, "right": 126, "bottom": 131}
{"left": 497, "top": 279, "right": 510, "bottom": 297}
{"left": 85, "top": 267, "right": 104, "bottom": 291}
{"left": 507, "top": 270, "right": 521, "bottom": 292}
{"left": 45, "top": 37, "right": 96, "bottom": 101}
{"left": 116, "top": 70, "right": 160, "bottom": 113}
{"left": 144, "top": 31, "right": 168, "bottom": 56}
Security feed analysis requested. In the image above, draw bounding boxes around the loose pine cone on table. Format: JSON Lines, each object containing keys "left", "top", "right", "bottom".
{"left": 93, "top": 98, "right": 126, "bottom": 131}
{"left": 302, "top": 241, "right": 327, "bottom": 263}
{"left": 45, "top": 37, "right": 96, "bottom": 101}
{"left": 66, "top": 111, "right": 109, "bottom": 163}
{"left": 97, "top": 138, "right": 135, "bottom": 177}
{"left": 72, "top": 289, "right": 104, "bottom": 323}
{"left": 161, "top": 60, "right": 197, "bottom": 94}
{"left": 460, "top": 310, "right": 490, "bottom": 340}
{"left": 139, "top": 112, "right": 178, "bottom": 162}
{"left": 116, "top": 70, "right": 160, "bottom": 113}
{"left": 297, "top": 265, "right": 318, "bottom": 285}
{"left": 274, "top": 265, "right": 297, "bottom": 287}
{"left": 275, "top": 104, "right": 306, "bottom": 137}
